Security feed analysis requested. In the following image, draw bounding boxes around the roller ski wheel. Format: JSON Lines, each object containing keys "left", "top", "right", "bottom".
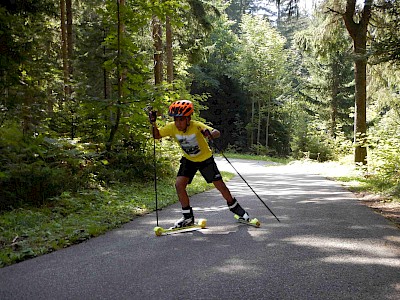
{"left": 234, "top": 214, "right": 261, "bottom": 228}
{"left": 154, "top": 218, "right": 207, "bottom": 236}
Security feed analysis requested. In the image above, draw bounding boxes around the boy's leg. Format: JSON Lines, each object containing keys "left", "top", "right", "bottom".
{"left": 200, "top": 157, "right": 250, "bottom": 221}
{"left": 212, "top": 179, "right": 234, "bottom": 203}
{"left": 213, "top": 179, "right": 250, "bottom": 221}
{"left": 174, "top": 176, "right": 195, "bottom": 227}
{"left": 174, "top": 158, "right": 197, "bottom": 228}
{"left": 175, "top": 176, "right": 191, "bottom": 208}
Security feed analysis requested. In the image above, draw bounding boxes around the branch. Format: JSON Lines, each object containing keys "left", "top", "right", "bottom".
{"left": 360, "top": 0, "right": 373, "bottom": 30}
{"left": 346, "top": 0, "right": 357, "bottom": 17}
{"left": 325, "top": 7, "right": 343, "bottom": 16}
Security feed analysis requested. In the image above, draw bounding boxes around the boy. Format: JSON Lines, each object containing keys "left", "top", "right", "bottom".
{"left": 149, "top": 100, "right": 251, "bottom": 228}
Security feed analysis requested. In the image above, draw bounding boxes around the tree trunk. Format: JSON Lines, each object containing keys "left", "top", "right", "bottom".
{"left": 66, "top": 0, "right": 73, "bottom": 76}
{"left": 152, "top": 16, "right": 163, "bottom": 84}
{"left": 60, "top": 0, "right": 69, "bottom": 98}
{"left": 250, "top": 95, "right": 255, "bottom": 145}
{"left": 103, "top": 29, "right": 109, "bottom": 100}
{"left": 107, "top": 0, "right": 125, "bottom": 152}
{"left": 330, "top": 62, "right": 339, "bottom": 138}
{"left": 66, "top": 0, "right": 75, "bottom": 138}
{"left": 276, "top": 1, "right": 281, "bottom": 26}
{"left": 353, "top": 39, "right": 368, "bottom": 164}
{"left": 265, "top": 95, "right": 271, "bottom": 148}
{"left": 342, "top": 0, "right": 372, "bottom": 165}
{"left": 166, "top": 15, "right": 173, "bottom": 83}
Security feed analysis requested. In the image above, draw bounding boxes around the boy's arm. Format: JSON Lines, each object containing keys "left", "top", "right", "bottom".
{"left": 201, "top": 127, "right": 220, "bottom": 140}
{"left": 151, "top": 123, "right": 162, "bottom": 139}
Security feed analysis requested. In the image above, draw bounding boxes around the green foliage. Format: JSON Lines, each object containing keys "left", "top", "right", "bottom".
{"left": 371, "top": 0, "right": 400, "bottom": 64}
{"left": 0, "top": 0, "right": 57, "bottom": 88}
{"left": 191, "top": 12, "right": 291, "bottom": 155}
{"left": 0, "top": 171, "right": 234, "bottom": 267}
{"left": 288, "top": 108, "right": 353, "bottom": 162}
{"left": 190, "top": 16, "right": 248, "bottom": 150}
{"left": 368, "top": 111, "right": 400, "bottom": 196}
{"left": 366, "top": 60, "right": 400, "bottom": 197}
{"left": 0, "top": 124, "right": 90, "bottom": 209}
{"left": 0, "top": 122, "right": 178, "bottom": 211}
{"left": 219, "top": 151, "right": 292, "bottom": 164}
{"left": 293, "top": 5, "right": 354, "bottom": 139}
{"left": 237, "top": 14, "right": 290, "bottom": 153}
{"left": 0, "top": 0, "right": 206, "bottom": 210}
{"left": 370, "top": 137, "right": 400, "bottom": 186}
{"left": 0, "top": 0, "right": 400, "bottom": 230}
{"left": 249, "top": 144, "right": 270, "bottom": 156}
{"left": 291, "top": 130, "right": 334, "bottom": 162}
{"left": 95, "top": 139, "right": 178, "bottom": 184}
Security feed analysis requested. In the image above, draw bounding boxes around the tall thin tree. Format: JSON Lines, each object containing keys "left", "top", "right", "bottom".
{"left": 152, "top": 16, "right": 163, "bottom": 85}
{"left": 60, "top": 0, "right": 69, "bottom": 98}
{"left": 166, "top": 15, "right": 173, "bottom": 83}
{"left": 342, "top": 0, "right": 372, "bottom": 164}
{"left": 66, "top": 0, "right": 73, "bottom": 76}
{"left": 107, "top": 0, "right": 125, "bottom": 151}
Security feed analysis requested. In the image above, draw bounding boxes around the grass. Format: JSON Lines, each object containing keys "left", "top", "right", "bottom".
{"left": 0, "top": 171, "right": 234, "bottom": 268}
{"left": 215, "top": 152, "right": 292, "bottom": 164}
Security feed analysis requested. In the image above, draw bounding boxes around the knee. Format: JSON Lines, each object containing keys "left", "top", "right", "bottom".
{"left": 213, "top": 180, "right": 227, "bottom": 191}
{"left": 175, "top": 181, "right": 182, "bottom": 191}
{"left": 175, "top": 178, "right": 187, "bottom": 192}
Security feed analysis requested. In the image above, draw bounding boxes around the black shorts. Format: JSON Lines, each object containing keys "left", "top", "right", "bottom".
{"left": 177, "top": 156, "right": 222, "bottom": 184}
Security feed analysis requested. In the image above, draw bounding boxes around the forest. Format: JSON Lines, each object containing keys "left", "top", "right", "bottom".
{"left": 1, "top": 0, "right": 400, "bottom": 211}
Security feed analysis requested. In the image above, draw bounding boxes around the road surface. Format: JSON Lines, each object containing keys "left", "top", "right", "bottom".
{"left": 0, "top": 158, "right": 399, "bottom": 299}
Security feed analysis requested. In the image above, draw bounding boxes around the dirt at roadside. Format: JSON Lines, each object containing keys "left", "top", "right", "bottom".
{"left": 355, "top": 192, "right": 400, "bottom": 229}
{"left": 288, "top": 160, "right": 400, "bottom": 230}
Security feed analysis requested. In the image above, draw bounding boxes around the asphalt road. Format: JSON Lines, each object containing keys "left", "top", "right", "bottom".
{"left": 0, "top": 158, "right": 399, "bottom": 300}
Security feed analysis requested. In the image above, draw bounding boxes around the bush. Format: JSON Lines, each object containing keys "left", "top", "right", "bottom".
{"left": 0, "top": 124, "right": 179, "bottom": 211}
{"left": 93, "top": 150, "right": 175, "bottom": 184}
{"left": 367, "top": 111, "right": 400, "bottom": 196}
{"left": 1, "top": 162, "right": 71, "bottom": 208}
{"left": 0, "top": 127, "right": 89, "bottom": 210}
{"left": 369, "top": 136, "right": 400, "bottom": 188}
{"left": 291, "top": 128, "right": 335, "bottom": 162}
{"left": 249, "top": 143, "right": 277, "bottom": 156}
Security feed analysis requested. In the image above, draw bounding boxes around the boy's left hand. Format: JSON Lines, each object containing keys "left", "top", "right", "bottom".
{"left": 201, "top": 129, "right": 212, "bottom": 140}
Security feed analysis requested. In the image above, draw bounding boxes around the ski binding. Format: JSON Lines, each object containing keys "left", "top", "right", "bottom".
{"left": 154, "top": 218, "right": 207, "bottom": 236}
{"left": 234, "top": 214, "right": 261, "bottom": 227}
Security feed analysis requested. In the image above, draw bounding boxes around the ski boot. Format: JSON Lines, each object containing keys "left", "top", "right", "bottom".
{"left": 228, "top": 198, "right": 250, "bottom": 221}
{"left": 172, "top": 207, "right": 194, "bottom": 228}
{"left": 229, "top": 198, "right": 261, "bottom": 227}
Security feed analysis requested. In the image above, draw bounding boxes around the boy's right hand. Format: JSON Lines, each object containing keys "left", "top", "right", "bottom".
{"left": 148, "top": 111, "right": 157, "bottom": 123}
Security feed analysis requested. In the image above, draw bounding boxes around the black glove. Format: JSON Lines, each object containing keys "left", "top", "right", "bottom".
{"left": 149, "top": 111, "right": 157, "bottom": 123}
{"left": 201, "top": 129, "right": 212, "bottom": 140}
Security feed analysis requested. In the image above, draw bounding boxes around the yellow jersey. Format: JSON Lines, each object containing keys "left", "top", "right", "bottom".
{"left": 158, "top": 120, "right": 214, "bottom": 162}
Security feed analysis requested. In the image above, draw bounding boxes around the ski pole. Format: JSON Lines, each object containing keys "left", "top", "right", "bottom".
{"left": 210, "top": 139, "right": 281, "bottom": 223}
{"left": 152, "top": 126, "right": 159, "bottom": 226}
{"left": 149, "top": 111, "right": 159, "bottom": 227}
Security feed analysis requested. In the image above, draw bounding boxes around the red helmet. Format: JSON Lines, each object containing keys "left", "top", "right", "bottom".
{"left": 168, "top": 100, "right": 194, "bottom": 117}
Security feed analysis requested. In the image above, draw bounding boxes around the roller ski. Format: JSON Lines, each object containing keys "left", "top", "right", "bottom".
{"left": 154, "top": 218, "right": 207, "bottom": 236}
{"left": 228, "top": 198, "right": 260, "bottom": 227}
{"left": 234, "top": 214, "right": 261, "bottom": 227}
